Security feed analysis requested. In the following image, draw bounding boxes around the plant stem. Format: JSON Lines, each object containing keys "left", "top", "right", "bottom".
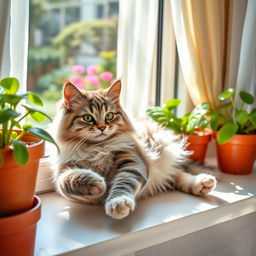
{"left": 17, "top": 111, "right": 30, "bottom": 123}
{"left": 15, "top": 130, "right": 26, "bottom": 141}
{"left": 240, "top": 102, "right": 244, "bottom": 110}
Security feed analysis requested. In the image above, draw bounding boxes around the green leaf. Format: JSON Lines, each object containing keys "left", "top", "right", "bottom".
{"left": 0, "top": 77, "right": 19, "bottom": 94}
{"left": 0, "top": 109, "right": 20, "bottom": 123}
{"left": 30, "top": 112, "right": 46, "bottom": 122}
{"left": 218, "top": 88, "right": 234, "bottom": 100}
{"left": 22, "top": 103, "right": 52, "bottom": 122}
{"left": 235, "top": 110, "right": 248, "bottom": 126}
{"left": 217, "top": 122, "right": 238, "bottom": 144}
{"left": 164, "top": 99, "right": 181, "bottom": 111}
{"left": 10, "top": 118, "right": 21, "bottom": 129}
{"left": 22, "top": 124, "right": 33, "bottom": 130}
{"left": 27, "top": 127, "right": 59, "bottom": 152}
{"left": 249, "top": 111, "right": 256, "bottom": 128}
{"left": 201, "top": 119, "right": 209, "bottom": 130}
{"left": 2, "top": 94, "right": 24, "bottom": 106}
{"left": 186, "top": 103, "right": 210, "bottom": 133}
{"left": 181, "top": 113, "right": 190, "bottom": 127}
{"left": 210, "top": 112, "right": 220, "bottom": 131}
{"left": 12, "top": 139, "right": 29, "bottom": 165}
{"left": 27, "top": 93, "right": 43, "bottom": 106}
{"left": 239, "top": 91, "right": 254, "bottom": 105}
{"left": 217, "top": 102, "right": 232, "bottom": 109}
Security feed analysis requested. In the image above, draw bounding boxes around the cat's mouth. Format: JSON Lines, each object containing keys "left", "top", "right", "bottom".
{"left": 95, "top": 133, "right": 107, "bottom": 137}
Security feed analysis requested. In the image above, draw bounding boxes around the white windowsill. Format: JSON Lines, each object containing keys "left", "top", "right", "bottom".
{"left": 35, "top": 159, "right": 256, "bottom": 256}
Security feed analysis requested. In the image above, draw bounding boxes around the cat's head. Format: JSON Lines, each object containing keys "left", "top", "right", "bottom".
{"left": 57, "top": 80, "right": 133, "bottom": 144}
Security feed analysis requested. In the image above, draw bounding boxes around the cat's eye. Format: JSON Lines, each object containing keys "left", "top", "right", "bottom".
{"left": 83, "top": 114, "right": 94, "bottom": 122}
{"left": 105, "top": 112, "right": 114, "bottom": 121}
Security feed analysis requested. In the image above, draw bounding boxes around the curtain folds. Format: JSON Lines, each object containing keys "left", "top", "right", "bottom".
{"left": 0, "top": 0, "right": 29, "bottom": 92}
{"left": 235, "top": 0, "right": 256, "bottom": 110}
{"left": 171, "top": 0, "right": 248, "bottom": 108}
{"left": 117, "top": 0, "right": 158, "bottom": 118}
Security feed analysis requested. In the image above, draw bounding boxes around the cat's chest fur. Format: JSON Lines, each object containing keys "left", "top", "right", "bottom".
{"left": 59, "top": 134, "right": 135, "bottom": 178}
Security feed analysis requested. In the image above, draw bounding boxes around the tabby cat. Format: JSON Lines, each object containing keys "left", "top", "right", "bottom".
{"left": 52, "top": 80, "right": 217, "bottom": 219}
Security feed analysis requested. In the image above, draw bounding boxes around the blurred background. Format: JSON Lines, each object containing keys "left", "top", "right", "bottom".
{"left": 28, "top": 0, "right": 119, "bottom": 122}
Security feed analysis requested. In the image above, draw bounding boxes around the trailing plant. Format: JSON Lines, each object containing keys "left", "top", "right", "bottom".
{"left": 0, "top": 77, "right": 59, "bottom": 165}
{"left": 146, "top": 99, "right": 210, "bottom": 135}
{"left": 210, "top": 88, "right": 256, "bottom": 144}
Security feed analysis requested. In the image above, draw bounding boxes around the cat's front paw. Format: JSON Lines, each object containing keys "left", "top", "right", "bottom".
{"left": 105, "top": 195, "right": 135, "bottom": 219}
{"left": 61, "top": 170, "right": 107, "bottom": 197}
{"left": 193, "top": 174, "right": 217, "bottom": 195}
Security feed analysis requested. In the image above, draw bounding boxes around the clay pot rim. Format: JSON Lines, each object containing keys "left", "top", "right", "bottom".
{"left": 0, "top": 131, "right": 44, "bottom": 153}
{"left": 213, "top": 131, "right": 256, "bottom": 145}
{"left": 0, "top": 196, "right": 41, "bottom": 236}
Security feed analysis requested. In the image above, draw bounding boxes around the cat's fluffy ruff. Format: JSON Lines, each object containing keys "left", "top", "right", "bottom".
{"left": 52, "top": 80, "right": 217, "bottom": 219}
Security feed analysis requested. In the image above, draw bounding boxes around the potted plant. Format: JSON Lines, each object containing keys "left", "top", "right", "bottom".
{"left": 210, "top": 88, "right": 256, "bottom": 174}
{"left": 0, "top": 77, "right": 59, "bottom": 256}
{"left": 147, "top": 99, "right": 211, "bottom": 163}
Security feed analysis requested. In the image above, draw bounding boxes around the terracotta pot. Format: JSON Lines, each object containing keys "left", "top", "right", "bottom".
{"left": 0, "top": 132, "right": 44, "bottom": 217}
{"left": 0, "top": 196, "right": 41, "bottom": 256}
{"left": 185, "top": 130, "right": 212, "bottom": 163}
{"left": 214, "top": 132, "right": 256, "bottom": 174}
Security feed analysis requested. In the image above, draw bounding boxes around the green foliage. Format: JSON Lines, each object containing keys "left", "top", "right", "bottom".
{"left": 146, "top": 100, "right": 210, "bottom": 135}
{"left": 0, "top": 77, "right": 59, "bottom": 166}
{"left": 99, "top": 51, "right": 117, "bottom": 76}
{"left": 37, "top": 67, "right": 73, "bottom": 91}
{"left": 53, "top": 19, "right": 118, "bottom": 61}
{"left": 28, "top": 46, "right": 60, "bottom": 71}
{"left": 210, "top": 88, "right": 256, "bottom": 144}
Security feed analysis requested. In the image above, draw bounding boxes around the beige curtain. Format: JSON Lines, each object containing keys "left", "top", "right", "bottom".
{"left": 171, "top": 0, "right": 247, "bottom": 108}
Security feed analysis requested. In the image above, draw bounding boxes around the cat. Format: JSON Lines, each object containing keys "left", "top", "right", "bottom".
{"left": 52, "top": 80, "right": 217, "bottom": 219}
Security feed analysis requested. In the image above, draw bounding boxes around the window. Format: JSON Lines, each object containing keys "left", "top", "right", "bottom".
{"left": 28, "top": 0, "right": 119, "bottom": 129}
{"left": 27, "top": 0, "right": 119, "bottom": 192}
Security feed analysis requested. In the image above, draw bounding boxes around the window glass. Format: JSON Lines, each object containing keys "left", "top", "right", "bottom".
{"left": 28, "top": 0, "right": 119, "bottom": 128}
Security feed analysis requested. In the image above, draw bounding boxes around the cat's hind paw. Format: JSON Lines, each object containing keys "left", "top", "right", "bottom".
{"left": 193, "top": 174, "right": 217, "bottom": 195}
{"left": 105, "top": 195, "right": 135, "bottom": 219}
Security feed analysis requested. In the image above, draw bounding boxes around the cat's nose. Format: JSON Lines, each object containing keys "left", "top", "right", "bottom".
{"left": 97, "top": 126, "right": 106, "bottom": 132}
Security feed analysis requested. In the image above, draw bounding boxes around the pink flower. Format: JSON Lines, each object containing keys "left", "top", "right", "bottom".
{"left": 69, "top": 76, "right": 84, "bottom": 89}
{"left": 86, "top": 75, "right": 100, "bottom": 89}
{"left": 72, "top": 65, "right": 85, "bottom": 74}
{"left": 87, "top": 65, "right": 99, "bottom": 75}
{"left": 100, "top": 72, "right": 113, "bottom": 81}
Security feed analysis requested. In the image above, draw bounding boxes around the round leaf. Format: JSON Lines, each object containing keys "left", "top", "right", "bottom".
{"left": 218, "top": 88, "right": 234, "bottom": 100}
{"left": 27, "top": 93, "right": 43, "bottom": 106}
{"left": 22, "top": 103, "right": 52, "bottom": 122}
{"left": 235, "top": 110, "right": 248, "bottom": 126}
{"left": 0, "top": 77, "right": 19, "bottom": 94}
{"left": 249, "top": 111, "right": 256, "bottom": 128}
{"left": 217, "top": 123, "right": 238, "bottom": 144}
{"left": 0, "top": 109, "right": 20, "bottom": 123}
{"left": 164, "top": 99, "right": 181, "bottom": 111}
{"left": 239, "top": 91, "right": 254, "bottom": 105}
{"left": 12, "top": 139, "right": 29, "bottom": 165}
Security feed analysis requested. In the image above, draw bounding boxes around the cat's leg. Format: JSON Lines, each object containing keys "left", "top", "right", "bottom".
{"left": 175, "top": 171, "right": 217, "bottom": 196}
{"left": 105, "top": 151, "right": 148, "bottom": 219}
{"left": 56, "top": 167, "right": 107, "bottom": 202}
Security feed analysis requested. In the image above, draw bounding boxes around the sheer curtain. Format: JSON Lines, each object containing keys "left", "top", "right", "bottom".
{"left": 0, "top": 0, "right": 29, "bottom": 93}
{"left": 117, "top": 0, "right": 158, "bottom": 118}
{"left": 235, "top": 0, "right": 256, "bottom": 110}
{"left": 170, "top": 0, "right": 248, "bottom": 109}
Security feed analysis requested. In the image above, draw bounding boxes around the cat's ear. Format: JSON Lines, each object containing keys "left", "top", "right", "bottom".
{"left": 107, "top": 80, "right": 121, "bottom": 103}
{"left": 63, "top": 82, "right": 85, "bottom": 110}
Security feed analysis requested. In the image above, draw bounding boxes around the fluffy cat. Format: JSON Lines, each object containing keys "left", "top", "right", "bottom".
{"left": 52, "top": 80, "right": 217, "bottom": 219}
